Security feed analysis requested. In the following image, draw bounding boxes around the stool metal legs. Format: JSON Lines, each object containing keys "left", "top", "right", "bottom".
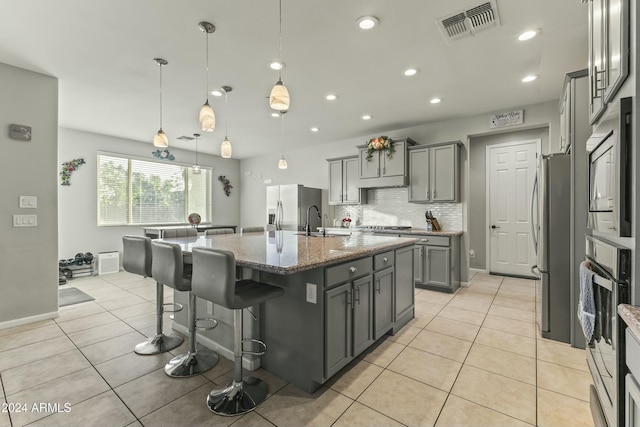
{"left": 165, "top": 291, "right": 219, "bottom": 377}
{"left": 135, "top": 282, "right": 184, "bottom": 355}
{"left": 206, "top": 309, "right": 268, "bottom": 416}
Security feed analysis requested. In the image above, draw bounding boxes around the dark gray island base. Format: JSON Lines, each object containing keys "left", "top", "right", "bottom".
{"left": 165, "top": 231, "right": 416, "bottom": 393}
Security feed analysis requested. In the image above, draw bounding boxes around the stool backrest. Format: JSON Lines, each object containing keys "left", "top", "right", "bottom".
{"left": 151, "top": 241, "right": 191, "bottom": 291}
{"left": 205, "top": 228, "right": 234, "bottom": 236}
{"left": 162, "top": 228, "right": 198, "bottom": 238}
{"left": 241, "top": 226, "right": 264, "bottom": 233}
{"left": 122, "top": 235, "right": 152, "bottom": 277}
{"left": 192, "top": 248, "right": 236, "bottom": 308}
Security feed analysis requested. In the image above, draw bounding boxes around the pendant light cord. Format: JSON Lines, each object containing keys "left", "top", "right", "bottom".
{"left": 224, "top": 90, "right": 229, "bottom": 139}
{"left": 278, "top": 0, "right": 283, "bottom": 81}
{"left": 159, "top": 63, "right": 163, "bottom": 130}
{"left": 195, "top": 135, "right": 199, "bottom": 165}
{"left": 281, "top": 112, "right": 285, "bottom": 156}
{"left": 205, "top": 31, "right": 210, "bottom": 102}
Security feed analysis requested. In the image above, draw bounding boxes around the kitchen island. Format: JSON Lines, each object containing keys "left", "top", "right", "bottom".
{"left": 163, "top": 230, "right": 417, "bottom": 393}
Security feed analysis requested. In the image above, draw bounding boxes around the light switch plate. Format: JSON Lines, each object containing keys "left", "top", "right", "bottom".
{"left": 306, "top": 283, "right": 317, "bottom": 304}
{"left": 13, "top": 214, "right": 37, "bottom": 227}
{"left": 19, "top": 196, "right": 37, "bottom": 208}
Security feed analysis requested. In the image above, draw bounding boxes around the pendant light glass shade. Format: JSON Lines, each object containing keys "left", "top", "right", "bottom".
{"left": 192, "top": 133, "right": 201, "bottom": 174}
{"left": 199, "top": 101, "right": 215, "bottom": 132}
{"left": 153, "top": 58, "right": 169, "bottom": 147}
{"left": 154, "top": 129, "right": 169, "bottom": 147}
{"left": 278, "top": 155, "right": 288, "bottom": 169}
{"left": 270, "top": 80, "right": 290, "bottom": 111}
{"left": 198, "top": 21, "right": 216, "bottom": 132}
{"left": 221, "top": 138, "right": 232, "bottom": 158}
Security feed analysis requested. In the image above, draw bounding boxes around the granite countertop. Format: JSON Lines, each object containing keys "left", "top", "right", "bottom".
{"left": 364, "top": 228, "right": 463, "bottom": 237}
{"left": 619, "top": 304, "right": 640, "bottom": 341}
{"left": 163, "top": 230, "right": 418, "bottom": 275}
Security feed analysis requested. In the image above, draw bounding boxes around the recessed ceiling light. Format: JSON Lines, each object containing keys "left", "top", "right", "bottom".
{"left": 362, "top": 114, "right": 372, "bottom": 120}
{"left": 310, "top": 127, "right": 319, "bottom": 132}
{"left": 403, "top": 68, "right": 418, "bottom": 77}
{"left": 271, "top": 112, "right": 280, "bottom": 118}
{"left": 325, "top": 94, "right": 337, "bottom": 101}
{"left": 356, "top": 16, "right": 379, "bottom": 30}
{"left": 270, "top": 61, "right": 285, "bottom": 70}
{"left": 522, "top": 75, "right": 537, "bottom": 83}
{"left": 211, "top": 90, "right": 223, "bottom": 97}
{"left": 430, "top": 97, "right": 442, "bottom": 104}
{"left": 518, "top": 29, "right": 540, "bottom": 41}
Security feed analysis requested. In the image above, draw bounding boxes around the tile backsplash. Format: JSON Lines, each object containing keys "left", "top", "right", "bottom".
{"left": 333, "top": 187, "right": 462, "bottom": 230}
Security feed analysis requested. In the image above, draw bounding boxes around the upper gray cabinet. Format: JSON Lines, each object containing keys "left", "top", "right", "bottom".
{"left": 408, "top": 142, "right": 461, "bottom": 203}
{"left": 588, "top": 0, "right": 629, "bottom": 124}
{"left": 558, "top": 70, "right": 589, "bottom": 154}
{"left": 327, "top": 156, "right": 367, "bottom": 205}
{"left": 358, "top": 138, "right": 416, "bottom": 188}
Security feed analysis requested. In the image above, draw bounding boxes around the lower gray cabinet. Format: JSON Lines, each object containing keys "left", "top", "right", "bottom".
{"left": 626, "top": 328, "right": 640, "bottom": 427}
{"left": 395, "top": 245, "right": 415, "bottom": 321}
{"left": 324, "top": 274, "right": 373, "bottom": 378}
{"left": 374, "top": 267, "right": 394, "bottom": 340}
{"left": 408, "top": 235, "right": 460, "bottom": 293}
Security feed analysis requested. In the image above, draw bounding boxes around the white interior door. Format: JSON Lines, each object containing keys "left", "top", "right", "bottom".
{"left": 487, "top": 140, "right": 538, "bottom": 277}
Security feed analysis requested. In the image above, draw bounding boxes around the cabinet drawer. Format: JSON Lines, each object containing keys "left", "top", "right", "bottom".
{"left": 326, "top": 257, "right": 373, "bottom": 287}
{"left": 413, "top": 235, "right": 450, "bottom": 247}
{"left": 626, "top": 329, "right": 640, "bottom": 379}
{"left": 374, "top": 251, "right": 394, "bottom": 271}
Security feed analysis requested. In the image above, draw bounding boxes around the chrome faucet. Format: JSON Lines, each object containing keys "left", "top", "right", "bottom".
{"left": 305, "top": 205, "right": 321, "bottom": 236}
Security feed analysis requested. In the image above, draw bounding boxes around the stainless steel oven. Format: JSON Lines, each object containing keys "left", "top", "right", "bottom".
{"left": 586, "top": 235, "right": 631, "bottom": 427}
{"left": 586, "top": 97, "right": 632, "bottom": 237}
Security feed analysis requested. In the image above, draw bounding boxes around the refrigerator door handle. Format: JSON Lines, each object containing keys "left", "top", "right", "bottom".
{"left": 530, "top": 174, "right": 539, "bottom": 255}
{"left": 277, "top": 200, "right": 284, "bottom": 230}
{"left": 275, "top": 201, "right": 280, "bottom": 230}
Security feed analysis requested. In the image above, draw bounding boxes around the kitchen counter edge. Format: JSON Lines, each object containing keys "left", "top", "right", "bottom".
{"left": 619, "top": 304, "right": 640, "bottom": 341}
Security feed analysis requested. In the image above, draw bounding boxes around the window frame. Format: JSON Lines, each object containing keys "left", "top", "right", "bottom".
{"left": 96, "top": 151, "right": 212, "bottom": 227}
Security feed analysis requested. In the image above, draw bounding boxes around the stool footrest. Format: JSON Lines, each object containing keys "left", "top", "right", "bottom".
{"left": 195, "top": 317, "right": 218, "bottom": 331}
{"left": 163, "top": 302, "right": 183, "bottom": 313}
{"left": 242, "top": 338, "right": 266, "bottom": 356}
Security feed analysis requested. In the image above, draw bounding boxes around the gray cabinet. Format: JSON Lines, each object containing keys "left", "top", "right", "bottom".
{"left": 587, "top": 0, "right": 630, "bottom": 124}
{"left": 358, "top": 138, "right": 416, "bottom": 188}
{"left": 327, "top": 156, "right": 367, "bottom": 205}
{"left": 409, "top": 234, "right": 460, "bottom": 293}
{"left": 395, "top": 245, "right": 415, "bottom": 321}
{"left": 408, "top": 142, "right": 460, "bottom": 203}
{"left": 324, "top": 265, "right": 374, "bottom": 378}
{"left": 373, "top": 267, "right": 393, "bottom": 340}
{"left": 626, "top": 329, "right": 640, "bottom": 427}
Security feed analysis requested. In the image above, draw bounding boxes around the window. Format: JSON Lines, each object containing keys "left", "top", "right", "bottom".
{"left": 97, "top": 154, "right": 211, "bottom": 226}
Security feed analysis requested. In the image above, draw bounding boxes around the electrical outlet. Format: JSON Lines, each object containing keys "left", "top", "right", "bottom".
{"left": 207, "top": 301, "right": 213, "bottom": 315}
{"left": 306, "top": 283, "right": 317, "bottom": 304}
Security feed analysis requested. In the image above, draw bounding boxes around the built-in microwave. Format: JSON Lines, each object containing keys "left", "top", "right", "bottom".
{"left": 586, "top": 97, "right": 632, "bottom": 237}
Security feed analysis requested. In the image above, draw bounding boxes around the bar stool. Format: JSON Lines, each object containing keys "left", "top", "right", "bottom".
{"left": 151, "top": 241, "right": 219, "bottom": 377}
{"left": 162, "top": 228, "right": 198, "bottom": 238}
{"left": 122, "top": 236, "right": 184, "bottom": 355}
{"left": 240, "top": 226, "right": 264, "bottom": 233}
{"left": 191, "top": 247, "right": 284, "bottom": 416}
{"left": 204, "top": 228, "right": 235, "bottom": 236}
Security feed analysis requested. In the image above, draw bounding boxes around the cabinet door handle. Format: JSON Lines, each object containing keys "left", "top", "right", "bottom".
{"left": 354, "top": 287, "right": 360, "bottom": 304}
{"left": 376, "top": 278, "right": 381, "bottom": 293}
{"left": 347, "top": 289, "right": 352, "bottom": 308}
{"left": 420, "top": 238, "right": 429, "bottom": 242}
{"left": 593, "top": 66, "right": 606, "bottom": 98}
{"left": 349, "top": 266, "right": 358, "bottom": 273}
{"left": 383, "top": 257, "right": 389, "bottom": 263}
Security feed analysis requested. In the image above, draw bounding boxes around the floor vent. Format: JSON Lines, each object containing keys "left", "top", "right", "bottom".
{"left": 437, "top": 1, "right": 500, "bottom": 42}
{"left": 97, "top": 251, "right": 119, "bottom": 275}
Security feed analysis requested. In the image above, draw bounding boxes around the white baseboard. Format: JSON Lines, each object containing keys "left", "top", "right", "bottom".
{"left": 0, "top": 311, "right": 58, "bottom": 330}
{"left": 171, "top": 322, "right": 261, "bottom": 371}
{"left": 470, "top": 268, "right": 489, "bottom": 274}
{"left": 460, "top": 282, "right": 470, "bottom": 288}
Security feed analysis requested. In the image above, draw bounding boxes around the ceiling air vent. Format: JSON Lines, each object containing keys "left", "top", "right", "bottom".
{"left": 437, "top": 0, "right": 501, "bottom": 42}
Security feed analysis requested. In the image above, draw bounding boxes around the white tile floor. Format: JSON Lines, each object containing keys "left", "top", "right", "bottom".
{"left": 0, "top": 271, "right": 594, "bottom": 427}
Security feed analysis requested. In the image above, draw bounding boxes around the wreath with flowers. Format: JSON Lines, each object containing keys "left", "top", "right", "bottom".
{"left": 366, "top": 136, "right": 395, "bottom": 161}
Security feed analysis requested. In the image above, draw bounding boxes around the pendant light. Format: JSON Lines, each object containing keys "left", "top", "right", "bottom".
{"left": 220, "top": 86, "right": 232, "bottom": 158}
{"left": 198, "top": 21, "right": 216, "bottom": 132}
{"left": 278, "top": 110, "right": 288, "bottom": 169}
{"left": 270, "top": 0, "right": 290, "bottom": 111}
{"left": 192, "top": 133, "right": 201, "bottom": 174}
{"left": 153, "top": 58, "right": 169, "bottom": 147}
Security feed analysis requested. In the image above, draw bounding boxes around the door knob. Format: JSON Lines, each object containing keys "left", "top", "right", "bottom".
{"left": 491, "top": 225, "right": 500, "bottom": 229}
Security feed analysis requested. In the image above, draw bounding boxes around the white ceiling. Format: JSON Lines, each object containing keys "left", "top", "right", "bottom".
{"left": 0, "top": 0, "right": 588, "bottom": 159}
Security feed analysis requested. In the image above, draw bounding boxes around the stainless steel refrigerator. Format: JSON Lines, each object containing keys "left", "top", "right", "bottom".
{"left": 532, "top": 153, "right": 571, "bottom": 343}
{"left": 266, "top": 185, "right": 322, "bottom": 231}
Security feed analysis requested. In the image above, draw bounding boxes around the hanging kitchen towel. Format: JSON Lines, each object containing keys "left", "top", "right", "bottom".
{"left": 578, "top": 261, "right": 596, "bottom": 342}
